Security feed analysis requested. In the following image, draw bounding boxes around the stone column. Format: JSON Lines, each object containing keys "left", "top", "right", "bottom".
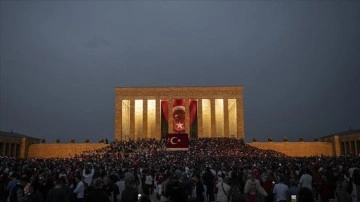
{"left": 114, "top": 92, "right": 122, "bottom": 141}
{"left": 185, "top": 99, "right": 190, "bottom": 135}
{"left": 223, "top": 98, "right": 229, "bottom": 138}
{"left": 21, "top": 137, "right": 28, "bottom": 158}
{"left": 155, "top": 99, "right": 161, "bottom": 139}
{"left": 15, "top": 144, "right": 20, "bottom": 158}
{"left": 345, "top": 141, "right": 350, "bottom": 155}
{"left": 143, "top": 99, "right": 148, "bottom": 139}
{"left": 236, "top": 97, "right": 245, "bottom": 139}
{"left": 168, "top": 99, "right": 173, "bottom": 134}
{"left": 0, "top": 143, "right": 4, "bottom": 156}
{"left": 354, "top": 140, "right": 358, "bottom": 156}
{"left": 333, "top": 136, "right": 341, "bottom": 156}
{"left": 210, "top": 98, "right": 216, "bottom": 137}
{"left": 349, "top": 141, "right": 352, "bottom": 155}
{"left": 11, "top": 143, "right": 16, "bottom": 157}
{"left": 130, "top": 99, "right": 135, "bottom": 140}
{"left": 198, "top": 99, "right": 203, "bottom": 138}
{"left": 341, "top": 142, "right": 345, "bottom": 155}
{"left": 6, "top": 143, "right": 11, "bottom": 156}
{"left": 3, "top": 143, "right": 7, "bottom": 156}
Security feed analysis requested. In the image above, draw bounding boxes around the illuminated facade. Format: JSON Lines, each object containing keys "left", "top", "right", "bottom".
{"left": 321, "top": 129, "right": 360, "bottom": 156}
{"left": 114, "top": 86, "right": 244, "bottom": 141}
{"left": 0, "top": 131, "right": 41, "bottom": 158}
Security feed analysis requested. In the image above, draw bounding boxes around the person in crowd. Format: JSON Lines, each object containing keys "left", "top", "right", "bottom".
{"left": 228, "top": 179, "right": 245, "bottom": 202}
{"left": 82, "top": 163, "right": 95, "bottom": 188}
{"left": 121, "top": 178, "right": 138, "bottom": 202}
{"left": 287, "top": 178, "right": 299, "bottom": 202}
{"left": 116, "top": 173, "right": 125, "bottom": 202}
{"left": 164, "top": 174, "right": 186, "bottom": 202}
{"left": 298, "top": 187, "right": 314, "bottom": 202}
{"left": 103, "top": 174, "right": 120, "bottom": 202}
{"left": 22, "top": 182, "right": 44, "bottom": 202}
{"left": 8, "top": 178, "right": 27, "bottom": 202}
{"left": 336, "top": 178, "right": 352, "bottom": 202}
{"left": 193, "top": 174, "right": 205, "bottom": 202}
{"left": 85, "top": 178, "right": 109, "bottom": 202}
{"left": 46, "top": 178, "right": 69, "bottom": 202}
{"left": 272, "top": 175, "right": 288, "bottom": 202}
{"left": 7, "top": 173, "right": 20, "bottom": 201}
{"left": 299, "top": 168, "right": 313, "bottom": 191}
{"left": 244, "top": 179, "right": 265, "bottom": 202}
{"left": 352, "top": 168, "right": 360, "bottom": 202}
{"left": 244, "top": 172, "right": 267, "bottom": 198}
{"left": 203, "top": 167, "right": 215, "bottom": 202}
{"left": 144, "top": 170, "right": 153, "bottom": 197}
{"left": 318, "top": 175, "right": 332, "bottom": 202}
{"left": 215, "top": 175, "right": 231, "bottom": 202}
{"left": 181, "top": 174, "right": 194, "bottom": 200}
{"left": 73, "top": 176, "right": 85, "bottom": 202}
{"left": 261, "top": 170, "right": 274, "bottom": 202}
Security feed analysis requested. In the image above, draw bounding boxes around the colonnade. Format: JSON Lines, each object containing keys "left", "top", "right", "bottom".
{"left": 114, "top": 86, "right": 244, "bottom": 141}
{"left": 341, "top": 140, "right": 360, "bottom": 155}
{"left": 0, "top": 142, "right": 21, "bottom": 157}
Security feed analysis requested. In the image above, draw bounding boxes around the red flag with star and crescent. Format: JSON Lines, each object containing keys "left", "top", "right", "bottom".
{"left": 166, "top": 133, "right": 189, "bottom": 151}
{"left": 172, "top": 99, "right": 185, "bottom": 132}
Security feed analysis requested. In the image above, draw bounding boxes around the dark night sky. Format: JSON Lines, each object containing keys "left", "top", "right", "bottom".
{"left": 1, "top": 1, "right": 359, "bottom": 143}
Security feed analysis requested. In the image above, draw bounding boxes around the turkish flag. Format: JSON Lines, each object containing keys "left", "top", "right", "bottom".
{"left": 173, "top": 99, "right": 185, "bottom": 132}
{"left": 166, "top": 133, "right": 189, "bottom": 151}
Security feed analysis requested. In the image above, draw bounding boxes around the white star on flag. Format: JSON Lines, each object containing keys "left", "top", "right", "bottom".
{"left": 176, "top": 122, "right": 184, "bottom": 129}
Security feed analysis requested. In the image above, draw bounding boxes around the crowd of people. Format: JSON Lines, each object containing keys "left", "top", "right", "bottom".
{"left": 0, "top": 137, "right": 359, "bottom": 202}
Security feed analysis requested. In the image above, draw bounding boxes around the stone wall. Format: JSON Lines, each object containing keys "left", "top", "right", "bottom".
{"left": 249, "top": 142, "right": 334, "bottom": 157}
{"left": 28, "top": 143, "right": 108, "bottom": 158}
{"left": 27, "top": 141, "right": 334, "bottom": 158}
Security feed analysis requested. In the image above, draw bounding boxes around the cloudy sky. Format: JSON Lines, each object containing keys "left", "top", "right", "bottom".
{"left": 1, "top": 1, "right": 359, "bottom": 143}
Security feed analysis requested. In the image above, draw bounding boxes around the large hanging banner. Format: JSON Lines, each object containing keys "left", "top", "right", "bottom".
{"left": 166, "top": 133, "right": 189, "bottom": 151}
{"left": 173, "top": 99, "right": 185, "bottom": 132}
{"left": 161, "top": 100, "right": 169, "bottom": 139}
{"left": 161, "top": 99, "right": 198, "bottom": 139}
{"left": 189, "top": 99, "right": 198, "bottom": 138}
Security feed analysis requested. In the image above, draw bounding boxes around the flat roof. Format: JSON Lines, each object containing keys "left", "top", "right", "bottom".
{"left": 0, "top": 130, "right": 40, "bottom": 140}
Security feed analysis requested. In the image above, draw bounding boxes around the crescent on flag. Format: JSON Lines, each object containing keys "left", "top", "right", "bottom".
{"left": 170, "top": 137, "right": 180, "bottom": 145}
{"left": 166, "top": 133, "right": 189, "bottom": 151}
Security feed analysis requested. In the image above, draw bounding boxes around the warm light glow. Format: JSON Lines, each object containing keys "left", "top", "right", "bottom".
{"left": 135, "top": 100, "right": 143, "bottom": 139}
{"left": 121, "top": 100, "right": 130, "bottom": 141}
{"left": 120, "top": 96, "right": 240, "bottom": 140}
{"left": 147, "top": 100, "right": 156, "bottom": 138}
{"left": 215, "top": 99, "right": 224, "bottom": 137}
{"left": 202, "top": 99, "right": 211, "bottom": 137}
{"left": 228, "top": 99, "right": 237, "bottom": 138}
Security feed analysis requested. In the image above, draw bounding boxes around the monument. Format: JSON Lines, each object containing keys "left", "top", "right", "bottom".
{"left": 114, "top": 86, "right": 244, "bottom": 141}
